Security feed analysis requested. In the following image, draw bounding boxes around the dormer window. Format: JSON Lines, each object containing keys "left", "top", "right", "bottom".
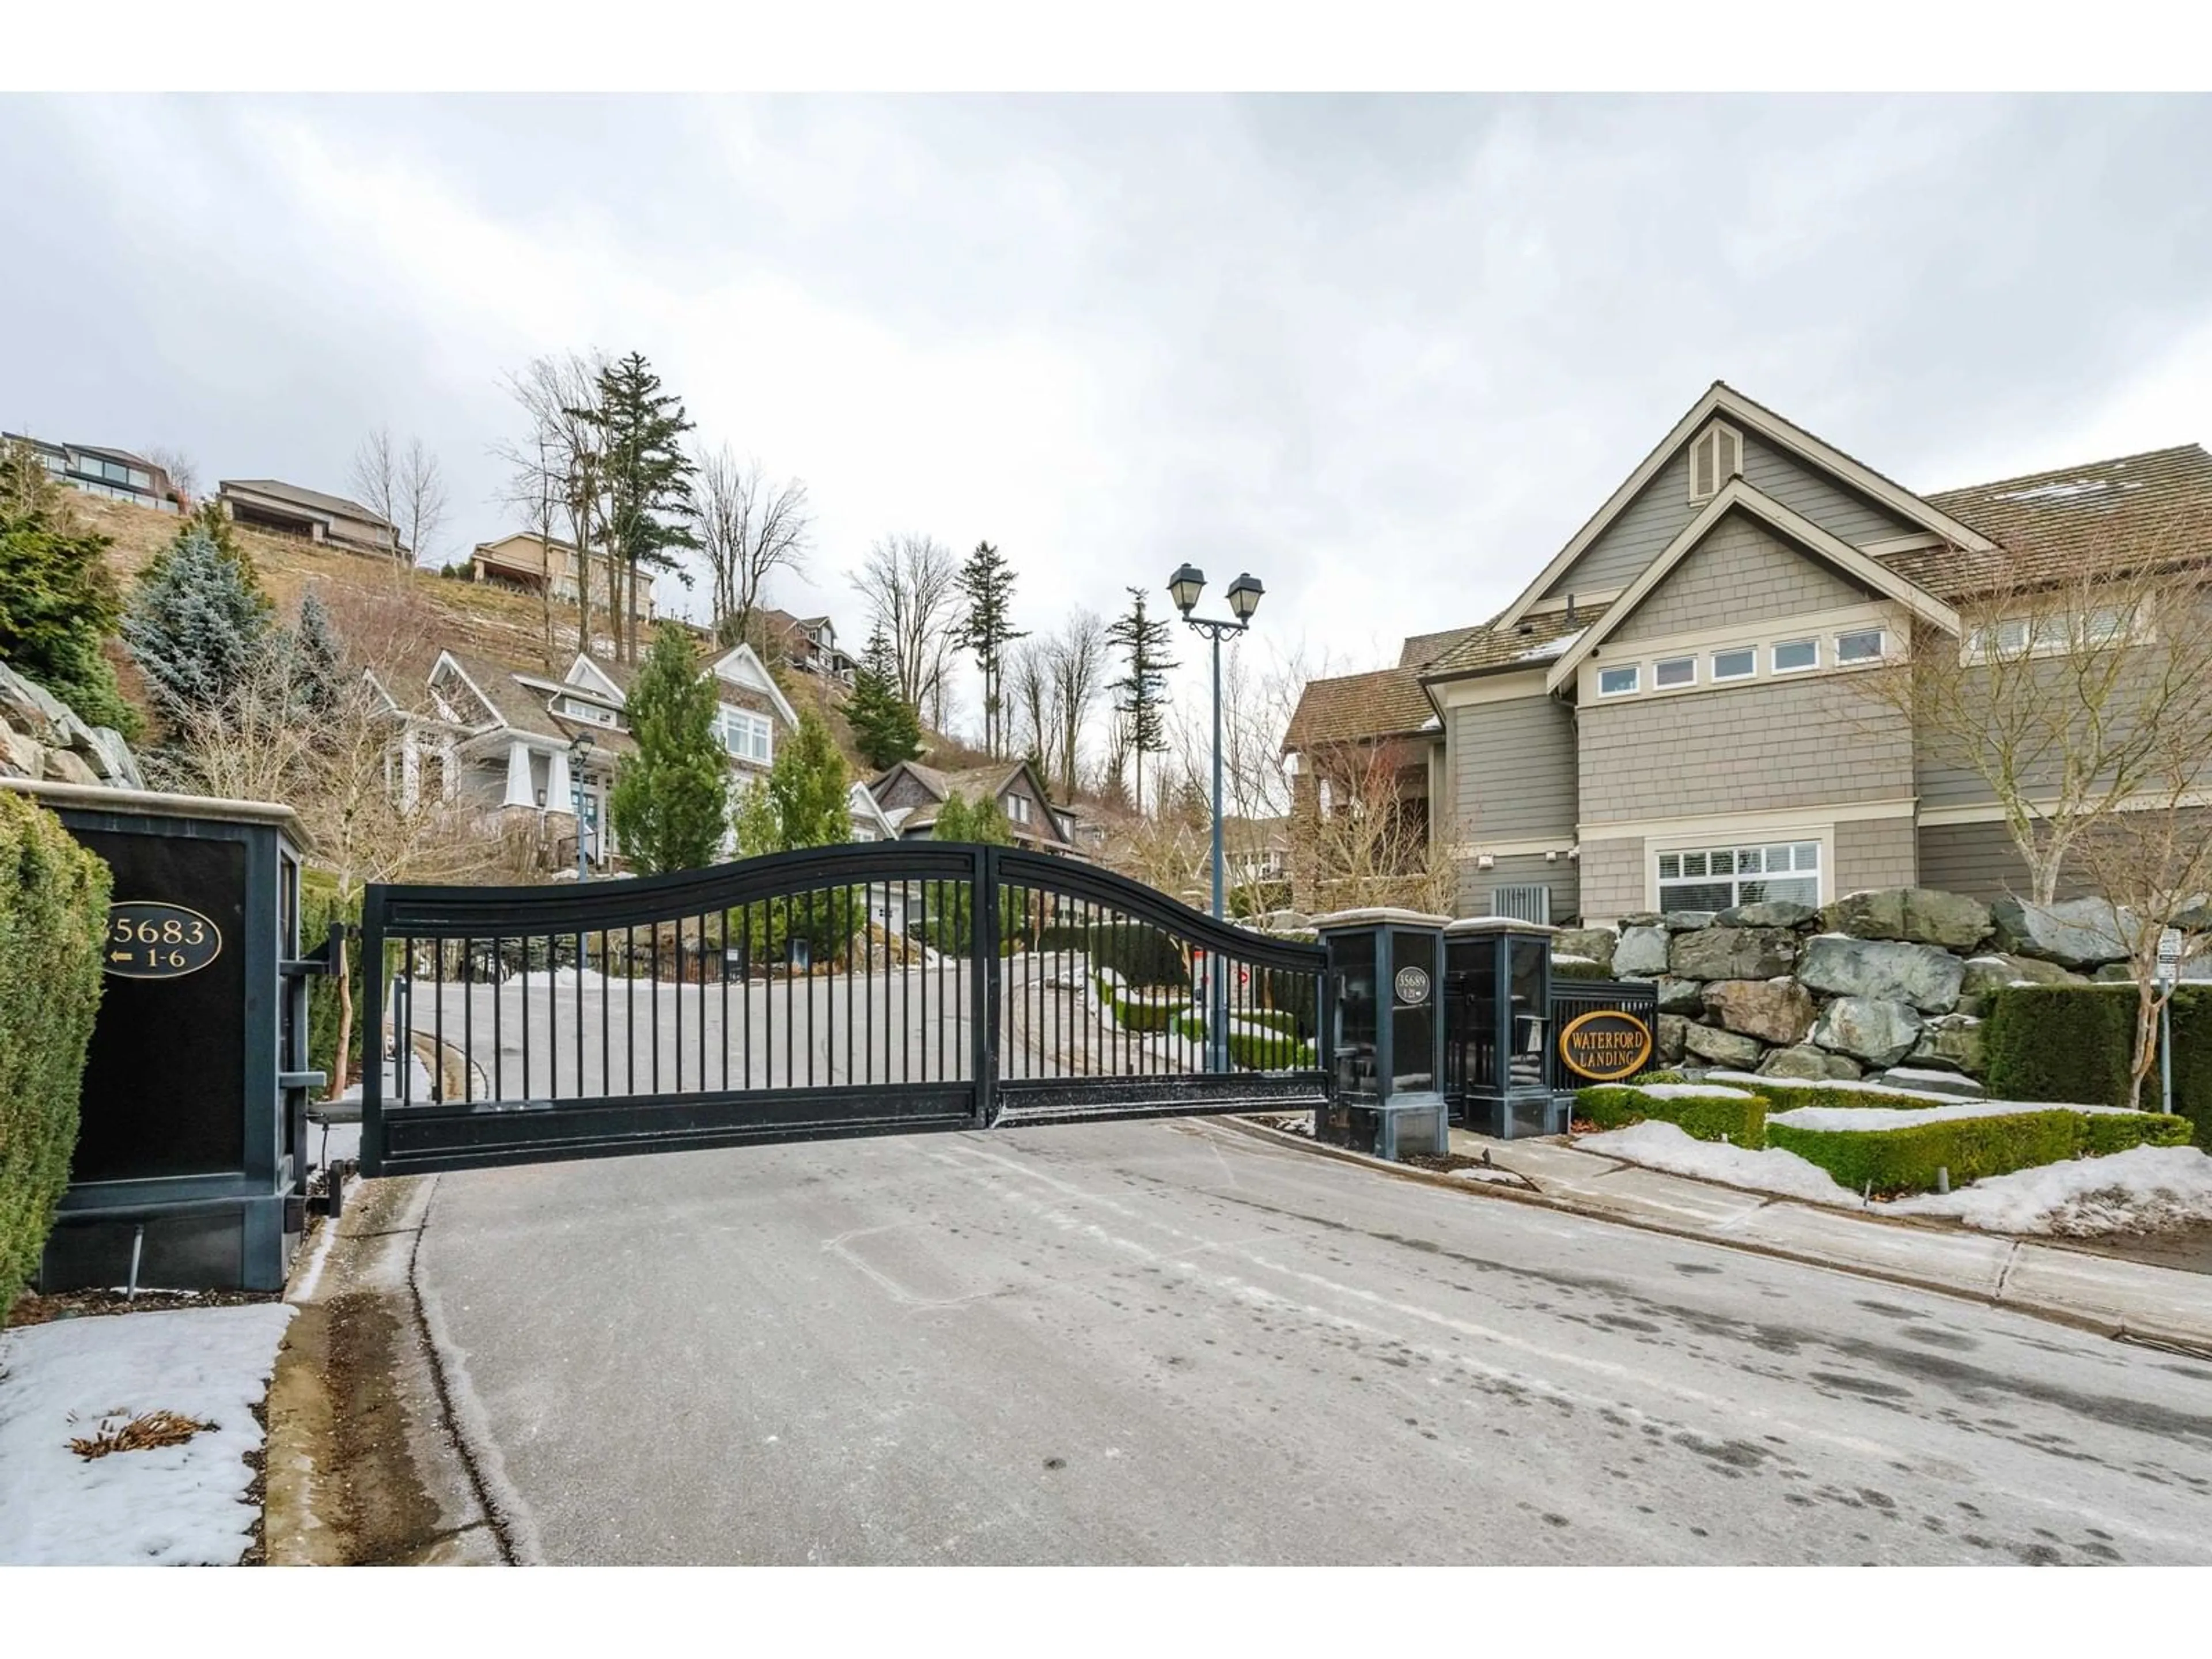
{"left": 1689, "top": 421, "right": 1743, "bottom": 503}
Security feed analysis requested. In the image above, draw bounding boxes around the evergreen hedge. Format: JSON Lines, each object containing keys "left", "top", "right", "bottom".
{"left": 0, "top": 793, "right": 111, "bottom": 1315}
{"left": 1575, "top": 1085, "right": 1768, "bottom": 1147}
{"left": 1038, "top": 921, "right": 1187, "bottom": 986}
{"left": 1986, "top": 983, "right": 2212, "bottom": 1148}
{"left": 1764, "top": 1107, "right": 2188, "bottom": 1194}
{"left": 1711, "top": 1078, "right": 1945, "bottom": 1113}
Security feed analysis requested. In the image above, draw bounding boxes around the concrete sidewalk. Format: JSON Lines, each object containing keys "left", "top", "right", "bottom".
{"left": 1227, "top": 1119, "right": 2212, "bottom": 1358}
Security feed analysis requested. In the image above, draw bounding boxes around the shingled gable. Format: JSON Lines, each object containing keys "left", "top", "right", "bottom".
{"left": 1490, "top": 380, "right": 1997, "bottom": 638}
{"left": 1540, "top": 479, "right": 1962, "bottom": 694}
{"left": 1281, "top": 665, "right": 1438, "bottom": 753}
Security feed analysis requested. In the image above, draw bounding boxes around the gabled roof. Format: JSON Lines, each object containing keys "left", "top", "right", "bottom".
{"left": 870, "top": 757, "right": 1074, "bottom": 847}
{"left": 1282, "top": 665, "right": 1440, "bottom": 752}
{"left": 425, "top": 651, "right": 512, "bottom": 730}
{"left": 706, "top": 643, "right": 800, "bottom": 730}
{"left": 847, "top": 780, "right": 895, "bottom": 836}
{"left": 1418, "top": 607, "right": 1589, "bottom": 683}
{"left": 562, "top": 654, "right": 628, "bottom": 700}
{"left": 1901, "top": 443, "right": 2212, "bottom": 600}
{"left": 218, "top": 478, "right": 394, "bottom": 528}
{"left": 1397, "top": 625, "right": 1479, "bottom": 669}
{"left": 1542, "top": 480, "right": 1963, "bottom": 694}
{"left": 1494, "top": 381, "right": 1997, "bottom": 634}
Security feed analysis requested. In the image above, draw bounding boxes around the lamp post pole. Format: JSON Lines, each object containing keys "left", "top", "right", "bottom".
{"left": 569, "top": 733, "right": 595, "bottom": 884}
{"left": 1167, "top": 565, "right": 1264, "bottom": 1074}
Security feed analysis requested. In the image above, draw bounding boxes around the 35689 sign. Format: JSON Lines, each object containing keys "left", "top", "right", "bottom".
{"left": 103, "top": 901, "right": 222, "bottom": 980}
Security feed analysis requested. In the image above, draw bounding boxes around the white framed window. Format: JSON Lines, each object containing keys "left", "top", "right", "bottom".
{"left": 1598, "top": 664, "right": 1640, "bottom": 696}
{"left": 1657, "top": 840, "right": 1821, "bottom": 911}
{"left": 1835, "top": 628, "right": 1885, "bottom": 664}
{"left": 1964, "top": 605, "right": 2139, "bottom": 663}
{"left": 714, "top": 706, "right": 774, "bottom": 765}
{"left": 1771, "top": 638, "right": 1819, "bottom": 673}
{"left": 1689, "top": 421, "right": 1744, "bottom": 503}
{"left": 1712, "top": 646, "right": 1756, "bottom": 681}
{"left": 1654, "top": 655, "right": 1696, "bottom": 689}
{"left": 1005, "top": 793, "right": 1031, "bottom": 824}
{"left": 558, "top": 695, "right": 619, "bottom": 727}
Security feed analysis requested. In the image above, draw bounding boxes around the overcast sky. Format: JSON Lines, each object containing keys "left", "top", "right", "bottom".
{"left": 5, "top": 93, "right": 2209, "bottom": 738}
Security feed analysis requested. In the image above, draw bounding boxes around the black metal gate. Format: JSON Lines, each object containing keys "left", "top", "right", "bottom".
{"left": 359, "top": 843, "right": 1328, "bottom": 1176}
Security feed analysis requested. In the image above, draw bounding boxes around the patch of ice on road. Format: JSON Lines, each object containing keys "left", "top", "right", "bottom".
{"left": 1886, "top": 1146, "right": 2212, "bottom": 1236}
{"left": 0, "top": 1303, "right": 294, "bottom": 1566}
{"left": 1770, "top": 1099, "right": 2144, "bottom": 1132}
{"left": 1576, "top": 1121, "right": 1860, "bottom": 1207}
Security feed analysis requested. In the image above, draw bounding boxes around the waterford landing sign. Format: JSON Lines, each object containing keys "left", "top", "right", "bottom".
{"left": 1557, "top": 1007, "right": 1653, "bottom": 1082}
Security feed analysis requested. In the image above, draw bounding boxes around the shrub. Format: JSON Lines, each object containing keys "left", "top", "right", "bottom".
{"left": 1039, "top": 921, "right": 1187, "bottom": 987}
{"left": 0, "top": 793, "right": 111, "bottom": 1315}
{"left": 1254, "top": 964, "right": 1321, "bottom": 1042}
{"left": 1707, "top": 1077, "right": 1946, "bottom": 1113}
{"left": 1575, "top": 1085, "right": 1767, "bottom": 1147}
{"left": 1551, "top": 956, "right": 1614, "bottom": 983}
{"left": 1094, "top": 973, "right": 1191, "bottom": 1033}
{"left": 1768, "top": 1108, "right": 2191, "bottom": 1194}
{"left": 2078, "top": 1111, "right": 2194, "bottom": 1154}
{"left": 1226, "top": 1025, "right": 1317, "bottom": 1071}
{"left": 1237, "top": 1007, "right": 1300, "bottom": 1036}
{"left": 1984, "top": 985, "right": 2135, "bottom": 1109}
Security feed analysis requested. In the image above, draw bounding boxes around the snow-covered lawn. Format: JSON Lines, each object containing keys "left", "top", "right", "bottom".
{"left": 1704, "top": 1070, "right": 1956, "bottom": 1103}
{"left": 0, "top": 1302, "right": 294, "bottom": 1565}
{"left": 1886, "top": 1146, "right": 2212, "bottom": 1236}
{"left": 1574, "top": 1121, "right": 2212, "bottom": 1237}
{"left": 1768, "top": 1099, "right": 2146, "bottom": 1132}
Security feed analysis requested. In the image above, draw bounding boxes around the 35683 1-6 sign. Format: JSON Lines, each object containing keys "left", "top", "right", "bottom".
{"left": 1557, "top": 1008, "right": 1653, "bottom": 1082}
{"left": 104, "top": 901, "right": 222, "bottom": 980}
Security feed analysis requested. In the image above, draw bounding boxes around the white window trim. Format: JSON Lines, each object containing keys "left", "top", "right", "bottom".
{"left": 1959, "top": 603, "right": 2148, "bottom": 666}
{"left": 1006, "top": 793, "right": 1031, "bottom": 824}
{"left": 1653, "top": 654, "right": 1698, "bottom": 690}
{"left": 1649, "top": 831, "right": 1828, "bottom": 912}
{"left": 1771, "top": 638, "right": 1820, "bottom": 674}
{"left": 1710, "top": 646, "right": 1757, "bottom": 681}
{"left": 1833, "top": 627, "right": 1887, "bottom": 666}
{"left": 715, "top": 705, "right": 774, "bottom": 766}
{"left": 1597, "top": 663, "right": 1641, "bottom": 696}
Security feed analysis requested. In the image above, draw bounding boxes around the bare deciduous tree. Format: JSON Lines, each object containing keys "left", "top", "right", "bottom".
{"left": 143, "top": 445, "right": 200, "bottom": 505}
{"left": 1044, "top": 607, "right": 1107, "bottom": 801}
{"left": 695, "top": 445, "right": 813, "bottom": 650}
{"left": 505, "top": 352, "right": 610, "bottom": 657}
{"left": 851, "top": 533, "right": 961, "bottom": 725}
{"left": 1847, "top": 511, "right": 2212, "bottom": 904}
{"left": 1290, "top": 737, "right": 1455, "bottom": 917}
{"left": 349, "top": 428, "right": 450, "bottom": 566}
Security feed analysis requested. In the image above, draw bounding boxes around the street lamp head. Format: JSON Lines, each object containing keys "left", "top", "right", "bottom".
{"left": 570, "top": 731, "right": 595, "bottom": 764}
{"left": 1167, "top": 563, "right": 1206, "bottom": 616}
{"left": 1226, "top": 571, "right": 1264, "bottom": 623}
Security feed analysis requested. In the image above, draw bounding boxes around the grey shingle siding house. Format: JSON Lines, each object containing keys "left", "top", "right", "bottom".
{"left": 1283, "top": 381, "right": 2212, "bottom": 926}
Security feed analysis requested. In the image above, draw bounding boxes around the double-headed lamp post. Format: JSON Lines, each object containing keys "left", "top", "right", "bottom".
{"left": 569, "top": 732, "right": 595, "bottom": 883}
{"left": 1168, "top": 563, "right": 1264, "bottom": 1073}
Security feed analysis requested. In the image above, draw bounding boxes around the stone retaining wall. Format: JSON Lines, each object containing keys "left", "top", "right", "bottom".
{"left": 0, "top": 662, "right": 145, "bottom": 790}
{"left": 1554, "top": 887, "right": 2150, "bottom": 1092}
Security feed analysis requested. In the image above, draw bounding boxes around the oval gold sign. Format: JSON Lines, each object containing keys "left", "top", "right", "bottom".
{"left": 1558, "top": 1007, "right": 1653, "bottom": 1082}
{"left": 104, "top": 901, "right": 223, "bottom": 980}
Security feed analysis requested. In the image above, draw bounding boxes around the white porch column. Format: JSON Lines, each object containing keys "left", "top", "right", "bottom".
{"left": 502, "top": 740, "right": 536, "bottom": 809}
{"left": 547, "top": 747, "right": 574, "bottom": 815}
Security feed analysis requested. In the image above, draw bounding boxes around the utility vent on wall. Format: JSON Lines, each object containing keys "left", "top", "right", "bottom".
{"left": 1690, "top": 421, "right": 1744, "bottom": 503}
{"left": 1491, "top": 884, "right": 1551, "bottom": 926}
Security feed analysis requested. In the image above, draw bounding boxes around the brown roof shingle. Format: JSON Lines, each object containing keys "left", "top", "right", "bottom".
{"left": 1418, "top": 607, "right": 1590, "bottom": 681}
{"left": 1282, "top": 665, "right": 1437, "bottom": 752}
{"left": 1397, "top": 626, "right": 1477, "bottom": 669}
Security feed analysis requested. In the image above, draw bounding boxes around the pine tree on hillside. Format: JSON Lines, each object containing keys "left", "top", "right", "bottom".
{"left": 575, "top": 353, "right": 699, "bottom": 664}
{"left": 288, "top": 590, "right": 347, "bottom": 722}
{"left": 607, "top": 630, "right": 728, "bottom": 874}
{"left": 736, "top": 707, "right": 853, "bottom": 855}
{"left": 953, "top": 540, "right": 1027, "bottom": 757}
{"left": 1107, "top": 586, "right": 1177, "bottom": 816}
{"left": 0, "top": 438, "right": 137, "bottom": 736}
{"left": 122, "top": 526, "right": 275, "bottom": 727}
{"left": 847, "top": 625, "right": 923, "bottom": 771}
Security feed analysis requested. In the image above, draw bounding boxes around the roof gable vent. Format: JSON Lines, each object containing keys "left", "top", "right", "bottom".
{"left": 1690, "top": 421, "right": 1743, "bottom": 504}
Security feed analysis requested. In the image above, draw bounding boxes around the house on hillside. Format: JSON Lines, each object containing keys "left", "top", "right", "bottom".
{"left": 469, "top": 531, "right": 657, "bottom": 626}
{"left": 5, "top": 433, "right": 183, "bottom": 513}
{"left": 1282, "top": 380, "right": 2212, "bottom": 926}
{"left": 755, "top": 608, "right": 855, "bottom": 686}
{"left": 218, "top": 479, "right": 400, "bottom": 557}
{"left": 870, "top": 758, "right": 1079, "bottom": 856}
{"left": 374, "top": 641, "right": 887, "bottom": 874}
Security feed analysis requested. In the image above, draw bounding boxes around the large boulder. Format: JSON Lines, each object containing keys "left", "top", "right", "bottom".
{"left": 1681, "top": 1022, "right": 1764, "bottom": 1069}
{"left": 0, "top": 662, "right": 69, "bottom": 745}
{"left": 1717, "top": 898, "right": 1821, "bottom": 930}
{"left": 1825, "top": 887, "right": 1994, "bottom": 951}
{"left": 1654, "top": 1014, "right": 1690, "bottom": 1063}
{"left": 0, "top": 718, "right": 40, "bottom": 779}
{"left": 1617, "top": 911, "right": 1662, "bottom": 929}
{"left": 78, "top": 726, "right": 145, "bottom": 789}
{"left": 1796, "top": 935, "right": 1964, "bottom": 1013}
{"left": 1553, "top": 928, "right": 1616, "bottom": 974}
{"left": 1904, "top": 1014, "right": 1987, "bottom": 1075}
{"left": 1662, "top": 910, "right": 1717, "bottom": 931}
{"left": 1702, "top": 978, "right": 1816, "bottom": 1047}
{"left": 1666, "top": 926, "right": 1797, "bottom": 983}
{"left": 1612, "top": 925, "right": 1671, "bottom": 978}
{"left": 1989, "top": 896, "right": 2131, "bottom": 968}
{"left": 1810, "top": 996, "right": 1923, "bottom": 1067}
{"left": 1757, "top": 1044, "right": 1861, "bottom": 1082}
{"left": 1652, "top": 976, "right": 1706, "bottom": 1015}
{"left": 1956, "top": 951, "right": 2085, "bottom": 1015}
{"left": 40, "top": 747, "right": 101, "bottom": 787}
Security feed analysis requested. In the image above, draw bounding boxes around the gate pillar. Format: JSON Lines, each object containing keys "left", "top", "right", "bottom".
{"left": 1312, "top": 908, "right": 1450, "bottom": 1161}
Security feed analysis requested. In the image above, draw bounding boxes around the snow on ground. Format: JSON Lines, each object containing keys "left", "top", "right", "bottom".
{"left": 1705, "top": 1070, "right": 1955, "bottom": 1103}
{"left": 0, "top": 1303, "right": 294, "bottom": 1565}
{"left": 1622, "top": 1081, "right": 1756, "bottom": 1101}
{"left": 1769, "top": 1099, "right": 2144, "bottom": 1132}
{"left": 1887, "top": 1146, "right": 2212, "bottom": 1236}
{"left": 1576, "top": 1122, "right": 1861, "bottom": 1207}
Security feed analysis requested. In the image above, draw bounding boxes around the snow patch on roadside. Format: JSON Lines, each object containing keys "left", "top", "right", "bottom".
{"left": 1575, "top": 1122, "right": 1859, "bottom": 1207}
{"left": 0, "top": 1303, "right": 294, "bottom": 1565}
{"left": 1770, "top": 1099, "right": 2145, "bottom": 1132}
{"left": 1887, "top": 1146, "right": 2212, "bottom": 1236}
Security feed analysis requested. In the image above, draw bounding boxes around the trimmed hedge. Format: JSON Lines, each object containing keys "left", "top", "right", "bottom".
{"left": 1713, "top": 1078, "right": 1945, "bottom": 1114}
{"left": 1768, "top": 1108, "right": 2194, "bottom": 1195}
{"left": 1576, "top": 1085, "right": 1767, "bottom": 1148}
{"left": 1040, "top": 921, "right": 1186, "bottom": 987}
{"left": 1, "top": 792, "right": 112, "bottom": 1316}
{"left": 1986, "top": 982, "right": 2212, "bottom": 1150}
{"left": 1552, "top": 956, "right": 1615, "bottom": 983}
{"left": 1095, "top": 974, "right": 1192, "bottom": 1033}
{"left": 1226, "top": 1026, "right": 1317, "bottom": 1071}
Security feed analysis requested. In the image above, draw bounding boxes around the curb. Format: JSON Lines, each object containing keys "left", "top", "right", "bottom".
{"left": 1217, "top": 1115, "right": 2212, "bottom": 1358}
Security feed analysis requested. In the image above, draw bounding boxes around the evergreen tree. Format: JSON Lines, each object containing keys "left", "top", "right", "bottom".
{"left": 953, "top": 540, "right": 1026, "bottom": 756}
{"left": 121, "top": 526, "right": 275, "bottom": 726}
{"left": 846, "top": 624, "right": 923, "bottom": 771}
{"left": 575, "top": 353, "right": 699, "bottom": 663}
{"left": 0, "top": 439, "right": 137, "bottom": 736}
{"left": 288, "top": 590, "right": 347, "bottom": 722}
{"left": 735, "top": 707, "right": 853, "bottom": 855}
{"left": 1106, "top": 586, "right": 1177, "bottom": 816}
{"left": 607, "top": 630, "right": 728, "bottom": 873}
{"left": 932, "top": 790, "right": 1012, "bottom": 846}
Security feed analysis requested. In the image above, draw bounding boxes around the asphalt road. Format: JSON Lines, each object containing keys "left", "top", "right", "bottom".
{"left": 411, "top": 1118, "right": 2212, "bottom": 1565}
